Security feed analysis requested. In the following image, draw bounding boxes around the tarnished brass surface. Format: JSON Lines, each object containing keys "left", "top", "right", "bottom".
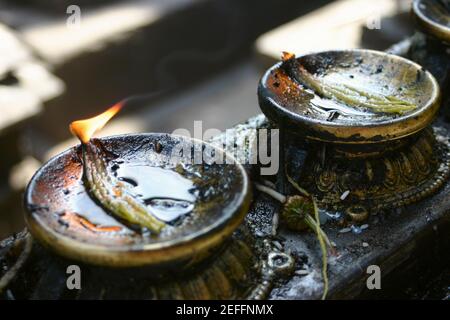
{"left": 146, "top": 239, "right": 258, "bottom": 299}
{"left": 131, "top": 237, "right": 294, "bottom": 300}
{"left": 127, "top": 238, "right": 265, "bottom": 299}
{"left": 413, "top": 0, "right": 450, "bottom": 44}
{"left": 1, "top": 227, "right": 294, "bottom": 299}
{"left": 287, "top": 128, "right": 450, "bottom": 216}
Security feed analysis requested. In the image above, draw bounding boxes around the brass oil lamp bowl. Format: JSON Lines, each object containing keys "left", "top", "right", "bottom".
{"left": 413, "top": 0, "right": 450, "bottom": 44}
{"left": 25, "top": 133, "right": 251, "bottom": 268}
{"left": 258, "top": 49, "right": 450, "bottom": 221}
{"left": 23, "top": 105, "right": 295, "bottom": 299}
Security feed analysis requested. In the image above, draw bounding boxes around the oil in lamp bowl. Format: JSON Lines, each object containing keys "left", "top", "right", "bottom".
{"left": 24, "top": 133, "right": 251, "bottom": 268}
{"left": 413, "top": 0, "right": 450, "bottom": 44}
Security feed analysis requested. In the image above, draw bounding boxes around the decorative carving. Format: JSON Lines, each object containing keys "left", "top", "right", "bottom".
{"left": 0, "top": 229, "right": 292, "bottom": 300}
{"left": 288, "top": 128, "right": 450, "bottom": 217}
{"left": 146, "top": 239, "right": 260, "bottom": 299}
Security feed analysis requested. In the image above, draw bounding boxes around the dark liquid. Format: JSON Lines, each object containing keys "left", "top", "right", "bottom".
{"left": 71, "top": 187, "right": 128, "bottom": 229}
{"left": 113, "top": 164, "right": 195, "bottom": 223}
{"left": 70, "top": 163, "right": 196, "bottom": 233}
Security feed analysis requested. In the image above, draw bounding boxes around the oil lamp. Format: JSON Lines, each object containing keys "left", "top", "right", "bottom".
{"left": 410, "top": 0, "right": 450, "bottom": 118}
{"left": 22, "top": 103, "right": 294, "bottom": 299}
{"left": 413, "top": 0, "right": 450, "bottom": 44}
{"left": 258, "top": 49, "right": 449, "bottom": 221}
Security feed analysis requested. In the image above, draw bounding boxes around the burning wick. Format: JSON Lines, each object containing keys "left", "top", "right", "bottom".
{"left": 69, "top": 102, "right": 166, "bottom": 234}
{"left": 70, "top": 102, "right": 123, "bottom": 144}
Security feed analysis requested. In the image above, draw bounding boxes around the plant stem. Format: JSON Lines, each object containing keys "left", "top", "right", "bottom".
{"left": 286, "top": 171, "right": 331, "bottom": 300}
{"left": 82, "top": 141, "right": 166, "bottom": 233}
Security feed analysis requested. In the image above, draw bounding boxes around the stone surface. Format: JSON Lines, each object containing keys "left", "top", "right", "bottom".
{"left": 0, "top": 190, "right": 26, "bottom": 241}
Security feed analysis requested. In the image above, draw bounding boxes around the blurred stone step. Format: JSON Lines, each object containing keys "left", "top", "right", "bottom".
{"left": 0, "top": 23, "right": 63, "bottom": 181}
{"left": 0, "top": 187, "right": 27, "bottom": 240}
{"left": 255, "top": 0, "right": 412, "bottom": 68}
{"left": 0, "top": 0, "right": 331, "bottom": 153}
{"left": 6, "top": 0, "right": 120, "bottom": 12}
{"left": 360, "top": 11, "right": 415, "bottom": 50}
{"left": 0, "top": 156, "right": 41, "bottom": 239}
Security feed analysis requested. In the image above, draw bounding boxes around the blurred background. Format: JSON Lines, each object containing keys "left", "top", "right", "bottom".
{"left": 0, "top": 0, "right": 414, "bottom": 239}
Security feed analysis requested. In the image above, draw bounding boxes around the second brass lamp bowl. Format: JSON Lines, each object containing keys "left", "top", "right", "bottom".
{"left": 258, "top": 49, "right": 449, "bottom": 218}
{"left": 413, "top": 0, "right": 450, "bottom": 44}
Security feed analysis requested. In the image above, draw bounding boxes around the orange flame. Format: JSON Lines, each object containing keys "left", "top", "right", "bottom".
{"left": 70, "top": 102, "right": 123, "bottom": 144}
{"left": 281, "top": 51, "right": 295, "bottom": 61}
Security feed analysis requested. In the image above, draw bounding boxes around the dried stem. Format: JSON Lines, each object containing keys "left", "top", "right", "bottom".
{"left": 285, "top": 171, "right": 332, "bottom": 300}
{"left": 255, "top": 183, "right": 287, "bottom": 203}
